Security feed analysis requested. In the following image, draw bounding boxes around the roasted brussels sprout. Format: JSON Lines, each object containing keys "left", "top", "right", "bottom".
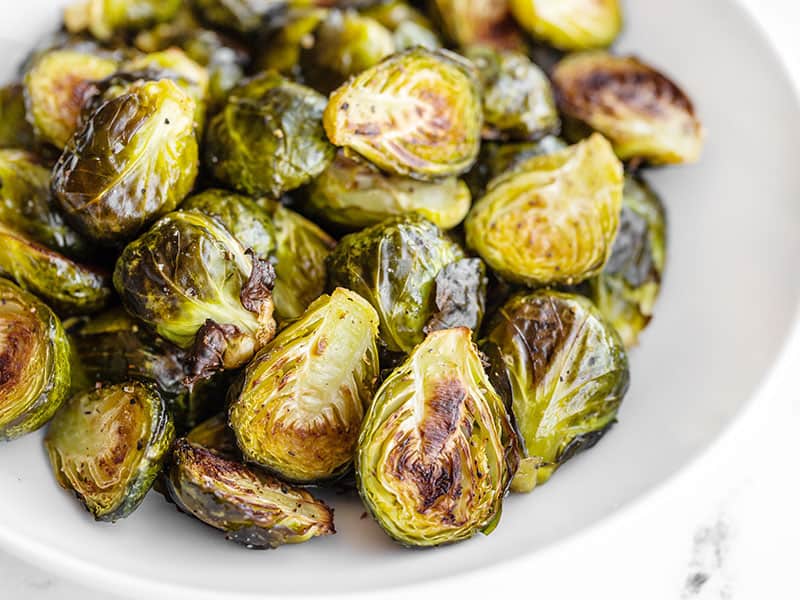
{"left": 465, "top": 134, "right": 624, "bottom": 286}
{"left": 64, "top": 0, "right": 182, "bottom": 40}
{"left": 0, "top": 84, "right": 36, "bottom": 150}
{"left": 52, "top": 79, "right": 199, "bottom": 246}
{"left": 587, "top": 175, "right": 666, "bottom": 348}
{"left": 23, "top": 48, "right": 118, "bottom": 149}
{"left": 256, "top": 7, "right": 328, "bottom": 76}
{"left": 68, "top": 308, "right": 229, "bottom": 431}
{"left": 431, "top": 0, "right": 526, "bottom": 51}
{"left": 362, "top": 1, "right": 441, "bottom": 51}
{"left": 509, "top": 0, "right": 622, "bottom": 51}
{"left": 327, "top": 215, "right": 489, "bottom": 354}
{"left": 552, "top": 52, "right": 705, "bottom": 165}
{"left": 258, "top": 199, "right": 336, "bottom": 322}
{"left": 0, "top": 278, "right": 71, "bottom": 441}
{"left": 0, "top": 222, "right": 112, "bottom": 315}
{"left": 356, "top": 327, "right": 519, "bottom": 546}
{"left": 45, "top": 381, "right": 175, "bottom": 520}
{"left": 299, "top": 10, "right": 395, "bottom": 94}
{"left": 186, "top": 413, "right": 239, "bottom": 458}
{"left": 205, "top": 71, "right": 334, "bottom": 198}
{"left": 323, "top": 48, "right": 483, "bottom": 180}
{"left": 181, "top": 189, "right": 277, "bottom": 259}
{"left": 113, "top": 210, "right": 277, "bottom": 379}
{"left": 0, "top": 149, "right": 89, "bottom": 259}
{"left": 167, "top": 438, "right": 335, "bottom": 548}
{"left": 466, "top": 46, "right": 559, "bottom": 141}
{"left": 192, "top": 0, "right": 286, "bottom": 35}
{"left": 304, "top": 150, "right": 471, "bottom": 231}
{"left": 482, "top": 290, "right": 628, "bottom": 491}
{"left": 229, "top": 288, "right": 379, "bottom": 483}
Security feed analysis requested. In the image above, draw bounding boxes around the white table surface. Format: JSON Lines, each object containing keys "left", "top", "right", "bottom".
{"left": 4, "top": 1, "right": 800, "bottom": 598}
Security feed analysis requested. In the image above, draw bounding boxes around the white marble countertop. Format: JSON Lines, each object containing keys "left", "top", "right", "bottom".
{"left": 3, "top": 1, "right": 800, "bottom": 598}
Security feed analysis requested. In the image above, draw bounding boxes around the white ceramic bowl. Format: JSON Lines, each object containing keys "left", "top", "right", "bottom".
{"left": 1, "top": 1, "right": 799, "bottom": 598}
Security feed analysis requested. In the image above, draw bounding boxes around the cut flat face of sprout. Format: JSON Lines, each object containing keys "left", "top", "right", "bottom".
{"left": 356, "top": 327, "right": 520, "bottom": 547}
{"left": 508, "top": 0, "right": 622, "bottom": 51}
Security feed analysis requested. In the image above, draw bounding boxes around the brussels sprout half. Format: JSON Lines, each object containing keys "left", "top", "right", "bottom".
{"left": 552, "top": 52, "right": 705, "bottom": 165}
{"left": 482, "top": 290, "right": 629, "bottom": 492}
{"left": 205, "top": 71, "right": 335, "bottom": 198}
{"left": 0, "top": 278, "right": 71, "bottom": 441}
{"left": 52, "top": 79, "right": 199, "bottom": 246}
{"left": 465, "top": 134, "right": 624, "bottom": 286}
{"left": 167, "top": 439, "right": 335, "bottom": 549}
{"left": 229, "top": 288, "right": 380, "bottom": 483}
{"left": 304, "top": 150, "right": 471, "bottom": 231}
{"left": 509, "top": 0, "right": 622, "bottom": 51}
{"left": 113, "top": 210, "right": 277, "bottom": 380}
{"left": 192, "top": 0, "right": 287, "bottom": 35}
{"left": 587, "top": 175, "right": 666, "bottom": 348}
{"left": 323, "top": 48, "right": 483, "bottom": 180}
{"left": 356, "top": 327, "right": 520, "bottom": 547}
{"left": 64, "top": 0, "right": 183, "bottom": 41}
{"left": 362, "top": 1, "right": 441, "bottom": 51}
{"left": 0, "top": 84, "right": 36, "bottom": 150}
{"left": 431, "top": 0, "right": 526, "bottom": 51}
{"left": 23, "top": 48, "right": 118, "bottom": 149}
{"left": 45, "top": 381, "right": 175, "bottom": 520}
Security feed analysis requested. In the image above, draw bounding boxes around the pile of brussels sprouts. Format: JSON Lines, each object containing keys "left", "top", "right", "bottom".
{"left": 0, "top": 0, "right": 702, "bottom": 549}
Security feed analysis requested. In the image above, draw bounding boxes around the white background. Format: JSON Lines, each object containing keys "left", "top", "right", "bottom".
{"left": 3, "top": 1, "right": 800, "bottom": 598}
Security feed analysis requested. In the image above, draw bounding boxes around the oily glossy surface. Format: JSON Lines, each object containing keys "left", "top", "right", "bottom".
{"left": 1, "top": 0, "right": 800, "bottom": 597}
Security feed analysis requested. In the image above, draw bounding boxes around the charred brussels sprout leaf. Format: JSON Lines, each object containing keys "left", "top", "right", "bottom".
{"left": 45, "top": 381, "right": 175, "bottom": 520}
{"left": 362, "top": 1, "right": 441, "bottom": 51}
{"left": 0, "top": 222, "right": 112, "bottom": 315}
{"left": 205, "top": 72, "right": 334, "bottom": 198}
{"left": 181, "top": 189, "right": 277, "bottom": 259}
{"left": 167, "top": 439, "right": 335, "bottom": 548}
{"left": 509, "top": 0, "right": 622, "bottom": 51}
{"left": 0, "top": 279, "right": 71, "bottom": 440}
{"left": 113, "top": 210, "right": 276, "bottom": 379}
{"left": 323, "top": 48, "right": 483, "bottom": 180}
{"left": 466, "top": 134, "right": 623, "bottom": 286}
{"left": 52, "top": 79, "right": 199, "bottom": 246}
{"left": 23, "top": 49, "right": 118, "bottom": 149}
{"left": 64, "top": 0, "right": 182, "bottom": 41}
{"left": 299, "top": 10, "right": 395, "bottom": 94}
{"left": 259, "top": 199, "right": 336, "bottom": 322}
{"left": 431, "top": 0, "right": 526, "bottom": 51}
{"left": 192, "top": 0, "right": 287, "bottom": 35}
{"left": 587, "top": 175, "right": 666, "bottom": 348}
{"left": 466, "top": 47, "right": 559, "bottom": 141}
{"left": 186, "top": 413, "right": 239, "bottom": 459}
{"left": 229, "top": 288, "right": 380, "bottom": 483}
{"left": 0, "top": 149, "right": 89, "bottom": 259}
{"left": 0, "top": 84, "right": 36, "bottom": 150}
{"left": 305, "top": 150, "right": 471, "bottom": 231}
{"left": 326, "top": 215, "right": 468, "bottom": 354}
{"left": 424, "top": 258, "right": 487, "bottom": 335}
{"left": 553, "top": 52, "right": 705, "bottom": 165}
{"left": 356, "top": 328, "right": 519, "bottom": 546}
{"left": 482, "top": 290, "right": 628, "bottom": 491}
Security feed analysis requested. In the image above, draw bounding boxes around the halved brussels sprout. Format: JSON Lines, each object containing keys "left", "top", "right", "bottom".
{"left": 0, "top": 149, "right": 89, "bottom": 259}
{"left": 113, "top": 210, "right": 277, "bottom": 380}
{"left": 45, "top": 381, "right": 175, "bottom": 520}
{"left": 68, "top": 308, "right": 230, "bottom": 432}
{"left": 167, "top": 438, "right": 335, "bottom": 548}
{"left": 323, "top": 48, "right": 483, "bottom": 180}
{"left": 181, "top": 189, "right": 277, "bottom": 259}
{"left": 192, "top": 0, "right": 286, "bottom": 35}
{"left": 52, "top": 79, "right": 199, "bottom": 246}
{"left": 0, "top": 278, "right": 71, "bottom": 440}
{"left": 327, "top": 215, "right": 488, "bottom": 354}
{"left": 587, "top": 175, "right": 666, "bottom": 348}
{"left": 481, "top": 290, "right": 628, "bottom": 491}
{"left": 466, "top": 47, "right": 559, "bottom": 141}
{"left": 356, "top": 327, "right": 519, "bottom": 546}
{"left": 552, "top": 52, "right": 705, "bottom": 165}
{"left": 0, "top": 84, "right": 36, "bottom": 150}
{"left": 229, "top": 288, "right": 379, "bottom": 483}
{"left": 431, "top": 0, "right": 526, "bottom": 51}
{"left": 465, "top": 134, "right": 624, "bottom": 286}
{"left": 509, "top": 0, "right": 622, "bottom": 51}
{"left": 0, "top": 222, "right": 112, "bottom": 315}
{"left": 304, "top": 150, "right": 471, "bottom": 231}
{"left": 256, "top": 7, "right": 328, "bottom": 77}
{"left": 362, "top": 1, "right": 441, "bottom": 51}
{"left": 64, "top": 0, "right": 182, "bottom": 40}
{"left": 23, "top": 49, "right": 118, "bottom": 149}
{"left": 258, "top": 199, "right": 336, "bottom": 322}
{"left": 205, "top": 71, "right": 334, "bottom": 198}
{"left": 299, "top": 10, "right": 395, "bottom": 94}
{"left": 186, "top": 413, "right": 239, "bottom": 459}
